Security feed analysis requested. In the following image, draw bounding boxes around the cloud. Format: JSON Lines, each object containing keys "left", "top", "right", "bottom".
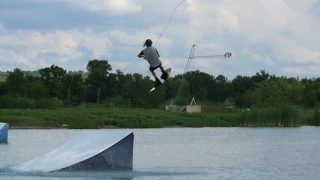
{"left": 0, "top": 28, "right": 112, "bottom": 71}
{"left": 283, "top": 66, "right": 320, "bottom": 76}
{"left": 0, "top": 0, "right": 144, "bottom": 30}
{"left": 184, "top": 0, "right": 320, "bottom": 76}
{"left": 0, "top": 0, "right": 320, "bottom": 79}
{"left": 242, "top": 49, "right": 275, "bottom": 66}
{"left": 66, "top": 0, "right": 142, "bottom": 15}
{"left": 0, "top": 49, "right": 33, "bottom": 68}
{"left": 111, "top": 61, "right": 131, "bottom": 72}
{"left": 109, "top": 29, "right": 173, "bottom": 47}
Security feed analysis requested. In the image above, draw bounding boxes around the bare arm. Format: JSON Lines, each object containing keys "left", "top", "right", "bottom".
{"left": 138, "top": 50, "right": 145, "bottom": 58}
{"left": 137, "top": 53, "right": 144, "bottom": 58}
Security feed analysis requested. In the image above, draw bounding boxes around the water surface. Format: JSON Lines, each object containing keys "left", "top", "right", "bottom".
{"left": 1, "top": 127, "right": 319, "bottom": 179}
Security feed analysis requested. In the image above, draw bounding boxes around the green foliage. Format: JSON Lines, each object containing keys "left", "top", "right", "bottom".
{"left": 251, "top": 70, "right": 270, "bottom": 83}
{"left": 85, "top": 59, "right": 112, "bottom": 103}
{"left": 169, "top": 77, "right": 191, "bottom": 100}
{"left": 0, "top": 63, "right": 320, "bottom": 112}
{"left": 0, "top": 108, "right": 240, "bottom": 129}
{"left": 239, "top": 77, "right": 306, "bottom": 108}
{"left": 0, "top": 96, "right": 62, "bottom": 109}
{"left": 6, "top": 68, "right": 26, "bottom": 95}
{"left": 3, "top": 106, "right": 317, "bottom": 128}
{"left": 182, "top": 70, "right": 213, "bottom": 101}
{"left": 39, "top": 65, "right": 67, "bottom": 98}
{"left": 0, "top": 71, "right": 8, "bottom": 82}
{"left": 173, "top": 96, "right": 193, "bottom": 106}
{"left": 21, "top": 81, "right": 48, "bottom": 100}
{"left": 301, "top": 78, "right": 319, "bottom": 107}
{"left": 61, "top": 74, "right": 85, "bottom": 106}
{"left": 241, "top": 89, "right": 263, "bottom": 108}
{"left": 238, "top": 104, "right": 300, "bottom": 127}
{"left": 1, "top": 63, "right": 320, "bottom": 128}
{"left": 0, "top": 81, "right": 8, "bottom": 96}
{"left": 36, "top": 98, "right": 63, "bottom": 109}
{"left": 314, "top": 106, "right": 320, "bottom": 126}
{"left": 0, "top": 95, "right": 36, "bottom": 109}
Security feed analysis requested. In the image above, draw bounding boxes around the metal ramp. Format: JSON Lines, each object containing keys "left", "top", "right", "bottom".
{"left": 12, "top": 130, "right": 134, "bottom": 172}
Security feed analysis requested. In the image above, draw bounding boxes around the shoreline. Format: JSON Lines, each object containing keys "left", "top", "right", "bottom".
{"left": 8, "top": 125, "right": 317, "bottom": 130}
{"left": 8, "top": 125, "right": 188, "bottom": 130}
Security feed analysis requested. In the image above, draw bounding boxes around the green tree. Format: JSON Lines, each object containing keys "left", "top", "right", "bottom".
{"left": 231, "top": 75, "right": 255, "bottom": 107}
{"left": 301, "top": 77, "right": 319, "bottom": 107}
{"left": 62, "top": 74, "right": 85, "bottom": 106}
{"left": 0, "top": 81, "right": 7, "bottom": 96}
{"left": 242, "top": 88, "right": 264, "bottom": 108}
{"left": 212, "top": 74, "right": 232, "bottom": 103}
{"left": 21, "top": 81, "right": 48, "bottom": 100}
{"left": 85, "top": 59, "right": 112, "bottom": 104}
{"left": 251, "top": 69, "right": 270, "bottom": 84}
{"left": 314, "top": 78, "right": 320, "bottom": 102}
{"left": 183, "top": 70, "right": 213, "bottom": 101}
{"left": 39, "top": 65, "right": 66, "bottom": 98}
{"left": 168, "top": 75, "right": 192, "bottom": 102}
{"left": 254, "top": 77, "right": 304, "bottom": 106}
{"left": 6, "top": 68, "right": 26, "bottom": 95}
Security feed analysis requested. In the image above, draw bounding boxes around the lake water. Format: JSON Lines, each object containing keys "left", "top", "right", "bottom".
{"left": 0, "top": 127, "right": 319, "bottom": 180}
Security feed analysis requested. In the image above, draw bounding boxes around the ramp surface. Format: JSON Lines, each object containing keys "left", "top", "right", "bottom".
{"left": 12, "top": 130, "right": 134, "bottom": 172}
{"left": 0, "top": 122, "right": 9, "bottom": 143}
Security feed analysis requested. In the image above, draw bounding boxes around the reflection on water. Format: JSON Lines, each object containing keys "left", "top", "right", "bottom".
{"left": 0, "top": 127, "right": 320, "bottom": 180}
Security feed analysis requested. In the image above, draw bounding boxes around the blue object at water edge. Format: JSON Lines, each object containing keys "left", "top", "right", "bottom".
{"left": 0, "top": 122, "right": 9, "bottom": 143}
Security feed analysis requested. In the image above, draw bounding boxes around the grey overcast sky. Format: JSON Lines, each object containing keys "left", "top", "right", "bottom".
{"left": 0, "top": 0, "right": 320, "bottom": 80}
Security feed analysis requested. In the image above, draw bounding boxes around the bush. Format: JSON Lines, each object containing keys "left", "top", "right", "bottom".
{"left": 174, "top": 96, "right": 192, "bottom": 106}
{"left": 36, "top": 98, "right": 63, "bottom": 109}
{"left": 314, "top": 106, "right": 320, "bottom": 126}
{"left": 0, "top": 95, "right": 36, "bottom": 109}
{"left": 238, "top": 104, "right": 300, "bottom": 127}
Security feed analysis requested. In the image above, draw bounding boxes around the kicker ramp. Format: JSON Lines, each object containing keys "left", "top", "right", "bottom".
{"left": 12, "top": 130, "right": 134, "bottom": 172}
{"left": 0, "top": 122, "right": 9, "bottom": 143}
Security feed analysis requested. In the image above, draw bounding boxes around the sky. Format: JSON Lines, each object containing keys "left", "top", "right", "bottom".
{"left": 0, "top": 0, "right": 320, "bottom": 80}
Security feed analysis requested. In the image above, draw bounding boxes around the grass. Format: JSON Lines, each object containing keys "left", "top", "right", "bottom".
{"left": 239, "top": 107, "right": 300, "bottom": 127}
{"left": 0, "top": 108, "right": 238, "bottom": 129}
{"left": 0, "top": 106, "right": 317, "bottom": 129}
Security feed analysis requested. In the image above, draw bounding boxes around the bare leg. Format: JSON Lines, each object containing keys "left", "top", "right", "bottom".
{"left": 159, "top": 65, "right": 165, "bottom": 72}
{"left": 150, "top": 70, "right": 158, "bottom": 79}
{"left": 151, "top": 69, "right": 162, "bottom": 87}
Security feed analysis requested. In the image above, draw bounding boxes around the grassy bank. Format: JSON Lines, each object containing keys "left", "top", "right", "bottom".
{"left": 0, "top": 107, "right": 318, "bottom": 129}
{"left": 0, "top": 108, "right": 240, "bottom": 129}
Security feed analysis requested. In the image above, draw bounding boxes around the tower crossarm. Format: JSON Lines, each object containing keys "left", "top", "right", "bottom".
{"left": 192, "top": 52, "right": 232, "bottom": 59}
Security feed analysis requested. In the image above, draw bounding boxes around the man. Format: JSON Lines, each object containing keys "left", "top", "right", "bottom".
{"left": 137, "top": 39, "right": 169, "bottom": 87}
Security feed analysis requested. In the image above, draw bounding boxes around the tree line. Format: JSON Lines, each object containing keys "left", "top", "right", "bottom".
{"left": 0, "top": 59, "right": 319, "bottom": 109}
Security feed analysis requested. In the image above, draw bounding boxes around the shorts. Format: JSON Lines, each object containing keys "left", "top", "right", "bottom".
{"left": 149, "top": 63, "right": 162, "bottom": 72}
